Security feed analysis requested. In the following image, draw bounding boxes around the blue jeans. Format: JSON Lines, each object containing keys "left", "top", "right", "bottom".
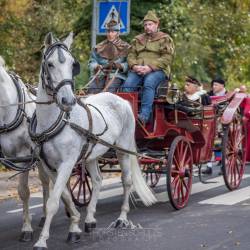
{"left": 122, "top": 70, "right": 166, "bottom": 121}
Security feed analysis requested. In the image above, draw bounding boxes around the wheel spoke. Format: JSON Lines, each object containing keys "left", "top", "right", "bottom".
{"left": 177, "top": 180, "right": 181, "bottom": 202}
{"left": 77, "top": 181, "right": 82, "bottom": 201}
{"left": 173, "top": 178, "right": 180, "bottom": 199}
{"left": 180, "top": 144, "right": 188, "bottom": 167}
{"left": 71, "top": 177, "right": 80, "bottom": 192}
{"left": 180, "top": 181, "right": 185, "bottom": 203}
{"left": 173, "top": 155, "right": 181, "bottom": 170}
{"left": 182, "top": 179, "right": 189, "bottom": 192}
{"left": 83, "top": 180, "right": 86, "bottom": 203}
{"left": 171, "top": 169, "right": 180, "bottom": 174}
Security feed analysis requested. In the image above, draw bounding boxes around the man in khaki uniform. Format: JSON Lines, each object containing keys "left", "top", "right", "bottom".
{"left": 87, "top": 18, "right": 130, "bottom": 93}
{"left": 122, "top": 10, "right": 175, "bottom": 124}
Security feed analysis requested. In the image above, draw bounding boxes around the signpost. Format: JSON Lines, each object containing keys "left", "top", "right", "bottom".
{"left": 91, "top": 0, "right": 131, "bottom": 48}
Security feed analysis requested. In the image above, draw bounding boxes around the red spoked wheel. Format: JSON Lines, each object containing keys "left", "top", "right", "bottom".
{"left": 222, "top": 111, "right": 246, "bottom": 190}
{"left": 145, "top": 164, "right": 162, "bottom": 188}
{"left": 68, "top": 164, "right": 92, "bottom": 207}
{"left": 167, "top": 136, "right": 193, "bottom": 210}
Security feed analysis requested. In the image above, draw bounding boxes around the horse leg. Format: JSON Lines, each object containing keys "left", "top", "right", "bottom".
{"left": 33, "top": 162, "right": 75, "bottom": 249}
{"left": 61, "top": 187, "right": 82, "bottom": 242}
{"left": 84, "top": 160, "right": 102, "bottom": 233}
{"left": 113, "top": 152, "right": 133, "bottom": 228}
{"left": 18, "top": 171, "right": 33, "bottom": 242}
{"left": 39, "top": 165, "right": 82, "bottom": 242}
{"left": 37, "top": 164, "right": 50, "bottom": 227}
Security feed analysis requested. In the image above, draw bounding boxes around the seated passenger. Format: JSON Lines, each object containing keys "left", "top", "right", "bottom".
{"left": 208, "top": 78, "right": 227, "bottom": 96}
{"left": 87, "top": 17, "right": 130, "bottom": 94}
{"left": 181, "top": 76, "right": 211, "bottom": 105}
{"left": 122, "top": 10, "right": 175, "bottom": 124}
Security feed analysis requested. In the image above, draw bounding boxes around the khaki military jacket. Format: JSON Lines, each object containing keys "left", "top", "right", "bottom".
{"left": 88, "top": 38, "right": 130, "bottom": 81}
{"left": 128, "top": 31, "right": 175, "bottom": 76}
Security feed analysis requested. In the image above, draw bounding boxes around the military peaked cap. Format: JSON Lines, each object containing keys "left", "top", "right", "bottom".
{"left": 106, "top": 19, "right": 120, "bottom": 32}
{"left": 143, "top": 10, "right": 159, "bottom": 23}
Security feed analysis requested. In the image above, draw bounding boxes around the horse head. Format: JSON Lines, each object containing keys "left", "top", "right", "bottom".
{"left": 42, "top": 32, "right": 80, "bottom": 112}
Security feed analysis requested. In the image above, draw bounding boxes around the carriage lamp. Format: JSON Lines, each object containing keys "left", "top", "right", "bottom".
{"left": 166, "top": 83, "right": 180, "bottom": 124}
{"left": 166, "top": 83, "right": 180, "bottom": 104}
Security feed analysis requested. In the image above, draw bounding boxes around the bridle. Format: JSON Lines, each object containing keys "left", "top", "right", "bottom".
{"left": 41, "top": 41, "right": 80, "bottom": 99}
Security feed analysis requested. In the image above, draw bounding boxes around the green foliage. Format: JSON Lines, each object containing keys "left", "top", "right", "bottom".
{"left": 0, "top": 0, "right": 249, "bottom": 90}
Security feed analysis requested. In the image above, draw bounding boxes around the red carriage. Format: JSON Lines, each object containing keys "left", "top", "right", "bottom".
{"left": 69, "top": 86, "right": 250, "bottom": 210}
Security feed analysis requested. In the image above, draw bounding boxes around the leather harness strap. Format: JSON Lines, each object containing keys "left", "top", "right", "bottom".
{"left": 0, "top": 72, "right": 25, "bottom": 134}
{"left": 0, "top": 72, "right": 40, "bottom": 173}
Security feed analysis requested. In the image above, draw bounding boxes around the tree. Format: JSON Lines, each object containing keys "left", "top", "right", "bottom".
{"left": 0, "top": 0, "right": 249, "bottom": 90}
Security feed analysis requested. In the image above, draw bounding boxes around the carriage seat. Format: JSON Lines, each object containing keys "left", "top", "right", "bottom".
{"left": 165, "top": 102, "right": 203, "bottom": 117}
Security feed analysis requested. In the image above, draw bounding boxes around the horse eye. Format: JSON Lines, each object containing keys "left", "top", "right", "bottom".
{"left": 47, "top": 62, "right": 54, "bottom": 68}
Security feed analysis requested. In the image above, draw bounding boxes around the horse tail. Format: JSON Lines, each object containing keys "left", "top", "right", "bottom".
{"left": 130, "top": 139, "right": 157, "bottom": 206}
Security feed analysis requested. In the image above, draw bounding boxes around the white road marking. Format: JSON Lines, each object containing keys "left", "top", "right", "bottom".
{"left": 156, "top": 174, "right": 250, "bottom": 202}
{"left": 6, "top": 174, "right": 250, "bottom": 213}
{"left": 30, "top": 176, "right": 122, "bottom": 199}
{"left": 7, "top": 204, "right": 43, "bottom": 214}
{"left": 156, "top": 176, "right": 224, "bottom": 202}
{"left": 199, "top": 186, "right": 250, "bottom": 205}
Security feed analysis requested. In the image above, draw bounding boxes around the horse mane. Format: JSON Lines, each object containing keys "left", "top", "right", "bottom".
{"left": 0, "top": 56, "right": 5, "bottom": 67}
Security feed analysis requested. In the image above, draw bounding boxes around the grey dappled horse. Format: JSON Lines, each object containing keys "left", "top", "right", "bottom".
{"left": 0, "top": 56, "right": 49, "bottom": 242}
{"left": 32, "top": 32, "right": 157, "bottom": 249}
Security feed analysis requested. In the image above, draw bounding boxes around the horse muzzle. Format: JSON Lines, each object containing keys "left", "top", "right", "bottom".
{"left": 57, "top": 95, "right": 76, "bottom": 112}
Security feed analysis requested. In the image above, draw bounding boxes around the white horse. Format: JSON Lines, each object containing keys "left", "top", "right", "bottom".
{"left": 0, "top": 56, "right": 49, "bottom": 241}
{"left": 32, "top": 32, "right": 157, "bottom": 249}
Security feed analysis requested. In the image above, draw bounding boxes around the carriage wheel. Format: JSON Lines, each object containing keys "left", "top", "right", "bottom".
{"left": 68, "top": 164, "right": 92, "bottom": 207}
{"left": 145, "top": 164, "right": 162, "bottom": 188}
{"left": 221, "top": 111, "right": 246, "bottom": 190}
{"left": 167, "top": 136, "right": 193, "bottom": 210}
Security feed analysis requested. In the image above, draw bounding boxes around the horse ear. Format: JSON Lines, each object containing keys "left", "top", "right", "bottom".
{"left": 0, "top": 56, "right": 5, "bottom": 67}
{"left": 44, "top": 32, "right": 55, "bottom": 48}
{"left": 63, "top": 32, "right": 73, "bottom": 50}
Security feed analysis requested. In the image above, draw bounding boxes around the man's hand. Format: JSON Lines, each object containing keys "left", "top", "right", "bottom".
{"left": 113, "top": 62, "right": 123, "bottom": 70}
{"left": 133, "top": 65, "right": 152, "bottom": 75}
{"left": 132, "top": 65, "right": 141, "bottom": 73}
{"left": 94, "top": 64, "right": 103, "bottom": 73}
{"left": 140, "top": 65, "right": 152, "bottom": 75}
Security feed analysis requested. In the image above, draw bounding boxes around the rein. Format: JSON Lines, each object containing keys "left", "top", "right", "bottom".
{"left": 0, "top": 99, "right": 54, "bottom": 108}
{"left": 67, "top": 118, "right": 162, "bottom": 161}
{"left": 83, "top": 68, "right": 102, "bottom": 90}
{"left": 102, "top": 69, "right": 119, "bottom": 92}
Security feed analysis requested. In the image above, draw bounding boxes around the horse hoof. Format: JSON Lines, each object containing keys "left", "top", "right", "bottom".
{"left": 39, "top": 217, "right": 46, "bottom": 227}
{"left": 33, "top": 247, "right": 47, "bottom": 250}
{"left": 115, "top": 219, "right": 124, "bottom": 228}
{"left": 115, "top": 219, "right": 128, "bottom": 228}
{"left": 19, "top": 231, "right": 33, "bottom": 242}
{"left": 84, "top": 222, "right": 96, "bottom": 233}
{"left": 66, "top": 232, "right": 81, "bottom": 243}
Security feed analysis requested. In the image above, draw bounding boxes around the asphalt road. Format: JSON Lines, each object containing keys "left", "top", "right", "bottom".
{"left": 1, "top": 164, "right": 250, "bottom": 250}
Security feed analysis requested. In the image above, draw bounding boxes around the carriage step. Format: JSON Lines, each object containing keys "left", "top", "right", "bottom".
{"left": 139, "top": 148, "right": 166, "bottom": 157}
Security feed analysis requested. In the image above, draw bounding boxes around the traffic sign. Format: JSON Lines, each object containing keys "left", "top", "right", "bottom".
{"left": 97, "top": 0, "right": 131, "bottom": 35}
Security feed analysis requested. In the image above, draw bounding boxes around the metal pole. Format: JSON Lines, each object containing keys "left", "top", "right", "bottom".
{"left": 91, "top": 0, "right": 97, "bottom": 48}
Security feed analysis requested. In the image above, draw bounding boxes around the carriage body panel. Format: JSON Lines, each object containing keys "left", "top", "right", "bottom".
{"left": 71, "top": 89, "right": 250, "bottom": 209}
